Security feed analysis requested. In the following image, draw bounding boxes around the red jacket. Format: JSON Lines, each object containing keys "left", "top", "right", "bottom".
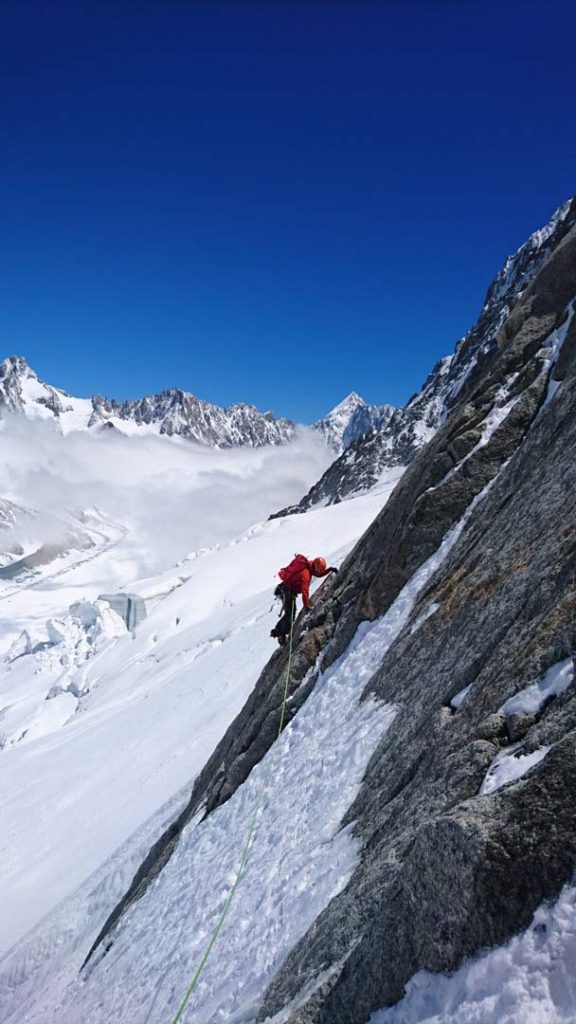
{"left": 278, "top": 554, "right": 329, "bottom": 610}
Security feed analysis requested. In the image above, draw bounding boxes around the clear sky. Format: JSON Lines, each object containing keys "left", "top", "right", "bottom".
{"left": 1, "top": 1, "right": 574, "bottom": 423}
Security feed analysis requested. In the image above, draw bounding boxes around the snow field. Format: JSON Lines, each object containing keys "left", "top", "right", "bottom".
{"left": 0, "top": 479, "right": 398, "bottom": 959}
{"left": 0, "top": 423, "right": 339, "bottom": 954}
{"left": 0, "top": 468, "right": 498, "bottom": 1023}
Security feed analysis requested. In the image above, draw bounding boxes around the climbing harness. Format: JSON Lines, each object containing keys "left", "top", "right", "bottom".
{"left": 169, "top": 608, "right": 296, "bottom": 1024}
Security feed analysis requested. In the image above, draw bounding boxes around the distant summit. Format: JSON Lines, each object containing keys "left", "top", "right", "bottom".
{"left": 0, "top": 356, "right": 399, "bottom": 455}
{"left": 313, "top": 391, "right": 395, "bottom": 453}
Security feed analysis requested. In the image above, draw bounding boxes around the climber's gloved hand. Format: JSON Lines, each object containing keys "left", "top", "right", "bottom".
{"left": 328, "top": 566, "right": 339, "bottom": 575}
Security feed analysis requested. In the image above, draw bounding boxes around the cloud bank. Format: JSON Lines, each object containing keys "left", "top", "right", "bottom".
{"left": 0, "top": 416, "right": 331, "bottom": 578}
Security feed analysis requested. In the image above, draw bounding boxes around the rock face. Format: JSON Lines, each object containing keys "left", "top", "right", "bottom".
{"left": 0, "top": 357, "right": 296, "bottom": 448}
{"left": 0, "top": 355, "right": 75, "bottom": 419}
{"left": 275, "top": 197, "right": 576, "bottom": 514}
{"left": 87, "top": 199, "right": 576, "bottom": 1022}
{"left": 313, "top": 392, "right": 395, "bottom": 453}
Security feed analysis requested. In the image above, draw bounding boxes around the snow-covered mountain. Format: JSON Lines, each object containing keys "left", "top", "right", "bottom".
{"left": 276, "top": 196, "right": 576, "bottom": 513}
{"left": 0, "top": 355, "right": 297, "bottom": 448}
{"left": 0, "top": 355, "right": 95, "bottom": 431}
{"left": 0, "top": 355, "right": 396, "bottom": 455}
{"left": 1, "top": 197, "right": 576, "bottom": 1024}
{"left": 313, "top": 391, "right": 395, "bottom": 453}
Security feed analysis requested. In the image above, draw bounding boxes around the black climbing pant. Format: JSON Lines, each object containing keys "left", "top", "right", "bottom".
{"left": 272, "top": 584, "right": 296, "bottom": 640}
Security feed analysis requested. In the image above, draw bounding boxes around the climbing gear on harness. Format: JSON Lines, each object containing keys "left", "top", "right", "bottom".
{"left": 169, "top": 605, "right": 297, "bottom": 1024}
{"left": 272, "top": 583, "right": 296, "bottom": 645}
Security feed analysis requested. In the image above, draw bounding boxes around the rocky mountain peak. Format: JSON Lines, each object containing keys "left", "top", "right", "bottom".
{"left": 0, "top": 354, "right": 31, "bottom": 376}
{"left": 331, "top": 390, "right": 365, "bottom": 412}
{"left": 0, "top": 355, "right": 37, "bottom": 396}
{"left": 0, "top": 354, "right": 72, "bottom": 419}
{"left": 314, "top": 391, "right": 396, "bottom": 453}
{"left": 278, "top": 196, "right": 576, "bottom": 514}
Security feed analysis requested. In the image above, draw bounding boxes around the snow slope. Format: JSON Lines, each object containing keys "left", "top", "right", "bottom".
{"left": 0, "top": 473, "right": 399, "bottom": 960}
{"left": 0, "top": 476, "right": 495, "bottom": 1024}
{"left": 0, "top": 416, "right": 336, "bottom": 955}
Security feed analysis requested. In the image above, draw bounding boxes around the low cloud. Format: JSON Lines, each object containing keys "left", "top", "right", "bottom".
{"left": 0, "top": 416, "right": 331, "bottom": 577}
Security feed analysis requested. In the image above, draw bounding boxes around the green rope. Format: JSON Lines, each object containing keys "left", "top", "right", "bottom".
{"left": 170, "top": 607, "right": 296, "bottom": 1024}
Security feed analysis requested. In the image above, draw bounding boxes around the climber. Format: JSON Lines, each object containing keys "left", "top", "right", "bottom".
{"left": 270, "top": 554, "right": 338, "bottom": 646}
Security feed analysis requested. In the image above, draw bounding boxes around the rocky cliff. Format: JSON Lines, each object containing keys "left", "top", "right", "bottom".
{"left": 83, "top": 200, "right": 576, "bottom": 1022}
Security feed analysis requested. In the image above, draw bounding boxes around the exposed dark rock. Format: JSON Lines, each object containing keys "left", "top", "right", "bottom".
{"left": 478, "top": 714, "right": 507, "bottom": 741}
{"left": 507, "top": 712, "right": 537, "bottom": 742}
{"left": 259, "top": 287, "right": 576, "bottom": 1023}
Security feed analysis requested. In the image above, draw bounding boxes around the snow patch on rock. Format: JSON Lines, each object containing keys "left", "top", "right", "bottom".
{"left": 371, "top": 880, "right": 576, "bottom": 1024}
{"left": 480, "top": 744, "right": 551, "bottom": 796}
{"left": 499, "top": 658, "right": 575, "bottom": 717}
{"left": 450, "top": 682, "right": 474, "bottom": 710}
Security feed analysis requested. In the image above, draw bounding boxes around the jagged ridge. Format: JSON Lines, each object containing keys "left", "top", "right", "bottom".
{"left": 0, "top": 356, "right": 296, "bottom": 448}
{"left": 275, "top": 197, "right": 576, "bottom": 514}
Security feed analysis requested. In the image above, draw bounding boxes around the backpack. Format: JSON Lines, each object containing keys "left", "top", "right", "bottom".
{"left": 278, "top": 554, "right": 310, "bottom": 589}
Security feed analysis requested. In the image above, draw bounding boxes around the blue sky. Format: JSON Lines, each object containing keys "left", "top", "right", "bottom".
{"left": 0, "top": 1, "right": 574, "bottom": 423}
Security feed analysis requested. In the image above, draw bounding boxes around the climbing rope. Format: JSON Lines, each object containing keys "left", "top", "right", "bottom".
{"left": 169, "top": 608, "right": 296, "bottom": 1024}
